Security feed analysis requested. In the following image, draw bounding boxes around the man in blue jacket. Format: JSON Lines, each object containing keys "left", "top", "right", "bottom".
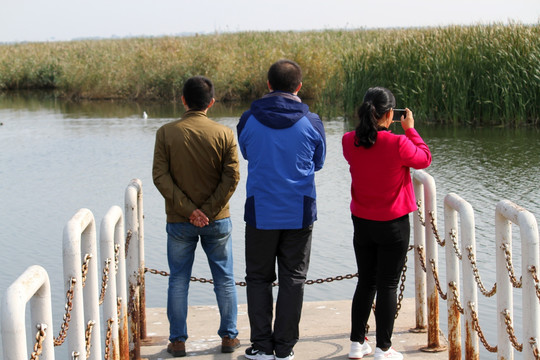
{"left": 237, "top": 59, "right": 326, "bottom": 360}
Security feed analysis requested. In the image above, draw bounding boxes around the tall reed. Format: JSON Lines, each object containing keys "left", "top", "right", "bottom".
{"left": 0, "top": 24, "right": 538, "bottom": 125}
{"left": 337, "top": 24, "right": 540, "bottom": 125}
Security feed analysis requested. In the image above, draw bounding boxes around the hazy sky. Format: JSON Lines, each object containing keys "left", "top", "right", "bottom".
{"left": 1, "top": 0, "right": 539, "bottom": 43}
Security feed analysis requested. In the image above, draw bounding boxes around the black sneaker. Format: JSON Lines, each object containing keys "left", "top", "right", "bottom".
{"left": 245, "top": 346, "right": 275, "bottom": 359}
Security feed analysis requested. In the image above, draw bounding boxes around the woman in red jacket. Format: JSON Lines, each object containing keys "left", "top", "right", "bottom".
{"left": 342, "top": 87, "right": 432, "bottom": 360}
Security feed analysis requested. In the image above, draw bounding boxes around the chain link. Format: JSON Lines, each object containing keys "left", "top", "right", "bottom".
{"left": 429, "top": 259, "right": 447, "bottom": 300}
{"left": 416, "top": 245, "right": 427, "bottom": 272}
{"left": 99, "top": 258, "right": 112, "bottom": 305}
{"left": 85, "top": 320, "right": 95, "bottom": 359}
{"left": 529, "top": 266, "right": 540, "bottom": 301}
{"left": 502, "top": 309, "right": 523, "bottom": 351}
{"left": 104, "top": 318, "right": 114, "bottom": 360}
{"left": 30, "top": 324, "right": 47, "bottom": 360}
{"left": 448, "top": 281, "right": 464, "bottom": 314}
{"left": 448, "top": 229, "right": 462, "bottom": 259}
{"left": 465, "top": 245, "right": 497, "bottom": 297}
{"left": 416, "top": 200, "right": 426, "bottom": 226}
{"left": 72, "top": 352, "right": 80, "bottom": 360}
{"left": 501, "top": 243, "right": 522, "bottom": 288}
{"left": 55, "top": 277, "right": 76, "bottom": 346}
{"left": 145, "top": 267, "right": 361, "bottom": 287}
{"left": 468, "top": 301, "right": 498, "bottom": 352}
{"left": 428, "top": 211, "right": 446, "bottom": 246}
{"left": 529, "top": 338, "right": 540, "bottom": 360}
{"left": 81, "top": 254, "right": 92, "bottom": 288}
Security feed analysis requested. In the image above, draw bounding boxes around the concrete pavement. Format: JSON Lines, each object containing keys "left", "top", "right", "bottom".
{"left": 140, "top": 298, "right": 448, "bottom": 359}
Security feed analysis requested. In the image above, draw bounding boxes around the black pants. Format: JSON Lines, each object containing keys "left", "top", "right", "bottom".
{"left": 245, "top": 224, "right": 312, "bottom": 358}
{"left": 350, "top": 214, "right": 410, "bottom": 349}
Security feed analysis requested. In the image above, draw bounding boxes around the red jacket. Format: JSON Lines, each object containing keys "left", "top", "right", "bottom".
{"left": 342, "top": 128, "right": 432, "bottom": 221}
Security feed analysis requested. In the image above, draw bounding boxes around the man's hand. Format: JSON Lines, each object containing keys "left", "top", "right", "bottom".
{"left": 190, "top": 209, "right": 209, "bottom": 228}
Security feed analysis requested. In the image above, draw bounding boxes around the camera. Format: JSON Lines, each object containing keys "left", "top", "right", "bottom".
{"left": 392, "top": 109, "right": 406, "bottom": 121}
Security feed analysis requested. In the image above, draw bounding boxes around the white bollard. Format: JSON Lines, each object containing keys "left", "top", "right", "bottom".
{"left": 413, "top": 172, "right": 427, "bottom": 331}
{"left": 63, "top": 208, "right": 102, "bottom": 360}
{"left": 101, "top": 206, "right": 124, "bottom": 360}
{"left": 496, "top": 200, "right": 540, "bottom": 360}
{"left": 444, "top": 193, "right": 479, "bottom": 360}
{"left": 413, "top": 170, "right": 445, "bottom": 351}
{"left": 1, "top": 265, "right": 54, "bottom": 360}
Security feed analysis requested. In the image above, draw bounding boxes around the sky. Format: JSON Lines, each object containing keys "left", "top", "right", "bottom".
{"left": 1, "top": 0, "right": 539, "bottom": 43}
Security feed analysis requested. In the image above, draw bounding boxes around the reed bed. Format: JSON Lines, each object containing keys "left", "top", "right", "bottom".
{"left": 0, "top": 24, "right": 538, "bottom": 125}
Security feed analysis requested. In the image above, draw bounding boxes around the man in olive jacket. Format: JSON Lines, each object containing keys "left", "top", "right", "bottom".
{"left": 152, "top": 76, "right": 241, "bottom": 357}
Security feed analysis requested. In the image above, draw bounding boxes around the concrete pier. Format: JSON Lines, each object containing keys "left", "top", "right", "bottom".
{"left": 141, "top": 298, "right": 448, "bottom": 359}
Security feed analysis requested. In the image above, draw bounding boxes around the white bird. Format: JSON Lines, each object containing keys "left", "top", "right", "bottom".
{"left": 143, "top": 111, "right": 148, "bottom": 119}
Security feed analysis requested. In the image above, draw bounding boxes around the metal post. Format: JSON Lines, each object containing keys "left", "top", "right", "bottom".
{"left": 125, "top": 180, "right": 144, "bottom": 358}
{"left": 101, "top": 206, "right": 124, "bottom": 360}
{"left": 413, "top": 170, "right": 446, "bottom": 352}
{"left": 444, "top": 196, "right": 461, "bottom": 359}
{"left": 496, "top": 200, "right": 539, "bottom": 360}
{"left": 444, "top": 193, "right": 480, "bottom": 359}
{"left": 412, "top": 174, "right": 427, "bottom": 332}
{"left": 113, "top": 207, "right": 130, "bottom": 360}
{"left": 63, "top": 208, "right": 102, "bottom": 360}
{"left": 2, "top": 265, "right": 54, "bottom": 360}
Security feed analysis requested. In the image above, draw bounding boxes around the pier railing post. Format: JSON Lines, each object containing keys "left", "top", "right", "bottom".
{"left": 125, "top": 179, "right": 145, "bottom": 358}
{"left": 413, "top": 170, "right": 446, "bottom": 352}
{"left": 444, "top": 193, "right": 479, "bottom": 360}
{"left": 63, "top": 208, "right": 102, "bottom": 360}
{"left": 1, "top": 265, "right": 54, "bottom": 360}
{"left": 101, "top": 206, "right": 125, "bottom": 360}
{"left": 413, "top": 173, "right": 427, "bottom": 332}
{"left": 496, "top": 200, "right": 539, "bottom": 360}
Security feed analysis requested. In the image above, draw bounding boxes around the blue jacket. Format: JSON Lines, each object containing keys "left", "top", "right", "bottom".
{"left": 237, "top": 92, "right": 326, "bottom": 229}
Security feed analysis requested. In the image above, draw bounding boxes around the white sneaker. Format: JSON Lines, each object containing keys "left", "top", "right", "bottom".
{"left": 348, "top": 339, "right": 372, "bottom": 359}
{"left": 275, "top": 351, "right": 294, "bottom": 360}
{"left": 374, "top": 347, "right": 403, "bottom": 360}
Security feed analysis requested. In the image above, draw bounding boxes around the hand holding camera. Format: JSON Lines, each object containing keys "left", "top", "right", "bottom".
{"left": 393, "top": 108, "right": 414, "bottom": 130}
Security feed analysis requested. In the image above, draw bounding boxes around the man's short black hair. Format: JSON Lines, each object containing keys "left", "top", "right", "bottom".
{"left": 267, "top": 59, "right": 302, "bottom": 93}
{"left": 182, "top": 76, "right": 214, "bottom": 111}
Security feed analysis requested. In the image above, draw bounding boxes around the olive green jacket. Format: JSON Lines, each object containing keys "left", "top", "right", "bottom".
{"left": 152, "top": 110, "right": 240, "bottom": 223}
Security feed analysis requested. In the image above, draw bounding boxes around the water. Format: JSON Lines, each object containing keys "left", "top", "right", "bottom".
{"left": 1, "top": 93, "right": 539, "bottom": 358}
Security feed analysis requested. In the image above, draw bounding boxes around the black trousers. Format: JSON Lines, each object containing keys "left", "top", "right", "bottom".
{"left": 245, "top": 224, "right": 312, "bottom": 358}
{"left": 350, "top": 214, "right": 410, "bottom": 349}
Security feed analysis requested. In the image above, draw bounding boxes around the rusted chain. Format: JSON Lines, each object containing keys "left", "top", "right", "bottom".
{"left": 416, "top": 200, "right": 426, "bottom": 226}
{"left": 502, "top": 309, "right": 523, "bottom": 352}
{"left": 395, "top": 252, "right": 410, "bottom": 319}
{"left": 125, "top": 230, "right": 133, "bottom": 257}
{"left": 144, "top": 267, "right": 360, "bottom": 287}
{"left": 428, "top": 210, "right": 445, "bottom": 247}
{"left": 85, "top": 320, "right": 95, "bottom": 359}
{"left": 81, "top": 254, "right": 92, "bottom": 288}
{"left": 99, "top": 258, "right": 112, "bottom": 305}
{"left": 416, "top": 245, "right": 427, "bottom": 272}
{"left": 529, "top": 266, "right": 540, "bottom": 301}
{"left": 104, "top": 318, "right": 114, "bottom": 360}
{"left": 117, "top": 297, "right": 122, "bottom": 324}
{"left": 429, "top": 259, "right": 447, "bottom": 300}
{"left": 469, "top": 301, "right": 498, "bottom": 353}
{"left": 54, "top": 277, "right": 76, "bottom": 346}
{"left": 466, "top": 245, "right": 497, "bottom": 297}
{"left": 501, "top": 243, "right": 522, "bottom": 288}
{"left": 448, "top": 281, "right": 464, "bottom": 314}
{"left": 30, "top": 324, "right": 47, "bottom": 360}
{"left": 448, "top": 229, "right": 462, "bottom": 260}
{"left": 529, "top": 338, "right": 540, "bottom": 360}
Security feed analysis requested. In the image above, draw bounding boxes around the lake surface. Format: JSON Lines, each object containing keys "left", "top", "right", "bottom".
{"left": 1, "top": 93, "right": 539, "bottom": 357}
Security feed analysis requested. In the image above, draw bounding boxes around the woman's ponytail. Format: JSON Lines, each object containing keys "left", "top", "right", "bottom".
{"left": 353, "top": 87, "right": 396, "bottom": 149}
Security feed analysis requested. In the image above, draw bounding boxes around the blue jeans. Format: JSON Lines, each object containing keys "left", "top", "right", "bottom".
{"left": 166, "top": 218, "right": 238, "bottom": 342}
